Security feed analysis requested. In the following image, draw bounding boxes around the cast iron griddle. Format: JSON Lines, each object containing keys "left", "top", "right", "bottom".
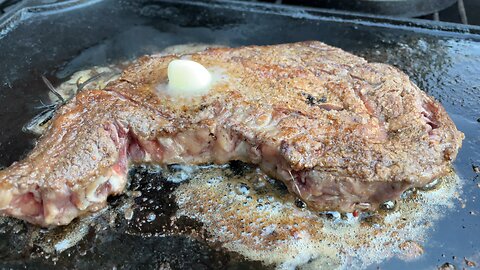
{"left": 0, "top": 0, "right": 479, "bottom": 269}
{"left": 285, "top": 0, "right": 457, "bottom": 17}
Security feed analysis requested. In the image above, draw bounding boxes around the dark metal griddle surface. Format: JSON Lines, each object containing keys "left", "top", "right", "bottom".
{"left": 0, "top": 0, "right": 479, "bottom": 269}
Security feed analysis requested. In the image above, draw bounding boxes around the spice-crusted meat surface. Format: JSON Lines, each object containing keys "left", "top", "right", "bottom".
{"left": 0, "top": 41, "right": 463, "bottom": 226}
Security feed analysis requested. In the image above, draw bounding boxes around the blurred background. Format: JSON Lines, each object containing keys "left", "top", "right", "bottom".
{"left": 1, "top": 0, "right": 478, "bottom": 25}
{"left": 243, "top": 0, "right": 479, "bottom": 25}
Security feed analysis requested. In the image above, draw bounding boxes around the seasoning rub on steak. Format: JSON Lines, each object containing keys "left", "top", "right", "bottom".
{"left": 0, "top": 41, "right": 463, "bottom": 226}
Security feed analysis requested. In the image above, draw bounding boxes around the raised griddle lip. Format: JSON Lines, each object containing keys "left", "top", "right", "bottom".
{"left": 1, "top": 0, "right": 480, "bottom": 39}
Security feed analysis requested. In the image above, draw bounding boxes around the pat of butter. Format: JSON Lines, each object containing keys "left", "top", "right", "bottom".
{"left": 167, "top": 59, "right": 212, "bottom": 95}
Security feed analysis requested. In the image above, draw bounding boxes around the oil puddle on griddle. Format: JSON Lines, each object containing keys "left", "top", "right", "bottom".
{"left": 0, "top": 164, "right": 266, "bottom": 270}
{"left": 174, "top": 163, "right": 461, "bottom": 270}
{"left": 0, "top": 162, "right": 461, "bottom": 270}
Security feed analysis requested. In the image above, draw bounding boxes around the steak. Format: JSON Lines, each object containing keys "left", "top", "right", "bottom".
{"left": 0, "top": 41, "right": 463, "bottom": 226}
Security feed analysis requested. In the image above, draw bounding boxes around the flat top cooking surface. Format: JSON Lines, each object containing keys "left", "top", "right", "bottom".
{"left": 0, "top": 0, "right": 479, "bottom": 269}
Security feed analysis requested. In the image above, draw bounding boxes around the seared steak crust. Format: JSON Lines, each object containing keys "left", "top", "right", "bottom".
{"left": 0, "top": 41, "right": 463, "bottom": 226}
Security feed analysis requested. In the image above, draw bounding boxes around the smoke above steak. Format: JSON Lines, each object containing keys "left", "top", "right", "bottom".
{"left": 0, "top": 41, "right": 463, "bottom": 226}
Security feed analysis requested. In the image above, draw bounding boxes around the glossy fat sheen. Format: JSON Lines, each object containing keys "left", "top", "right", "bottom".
{"left": 0, "top": 41, "right": 463, "bottom": 226}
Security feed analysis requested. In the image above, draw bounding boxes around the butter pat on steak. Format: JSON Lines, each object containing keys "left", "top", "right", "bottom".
{"left": 0, "top": 41, "right": 463, "bottom": 226}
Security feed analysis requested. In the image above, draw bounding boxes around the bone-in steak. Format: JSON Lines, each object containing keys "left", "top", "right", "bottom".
{"left": 0, "top": 41, "right": 463, "bottom": 226}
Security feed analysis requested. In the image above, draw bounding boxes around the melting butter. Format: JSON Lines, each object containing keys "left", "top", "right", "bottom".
{"left": 167, "top": 59, "right": 212, "bottom": 96}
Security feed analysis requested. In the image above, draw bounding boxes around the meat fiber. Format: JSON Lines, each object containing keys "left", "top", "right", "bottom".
{"left": 0, "top": 41, "right": 463, "bottom": 226}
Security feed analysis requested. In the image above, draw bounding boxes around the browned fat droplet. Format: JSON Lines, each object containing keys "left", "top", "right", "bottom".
{"left": 398, "top": 240, "right": 424, "bottom": 261}
{"left": 255, "top": 114, "right": 272, "bottom": 126}
{"left": 464, "top": 257, "right": 477, "bottom": 267}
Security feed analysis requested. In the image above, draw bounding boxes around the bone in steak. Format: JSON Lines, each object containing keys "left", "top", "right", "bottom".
{"left": 0, "top": 41, "right": 463, "bottom": 226}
